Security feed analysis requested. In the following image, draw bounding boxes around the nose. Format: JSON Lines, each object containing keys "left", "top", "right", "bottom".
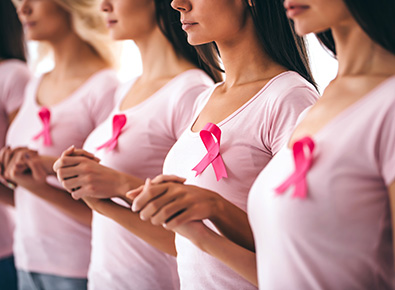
{"left": 171, "top": 0, "right": 192, "bottom": 12}
{"left": 100, "top": 0, "right": 112, "bottom": 12}
{"left": 17, "top": 0, "right": 32, "bottom": 16}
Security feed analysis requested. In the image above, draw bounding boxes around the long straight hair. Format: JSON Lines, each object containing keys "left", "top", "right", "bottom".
{"left": 154, "top": 0, "right": 223, "bottom": 83}
{"left": 248, "top": 0, "right": 316, "bottom": 88}
{"left": 0, "top": 0, "right": 26, "bottom": 62}
{"left": 316, "top": 0, "right": 395, "bottom": 56}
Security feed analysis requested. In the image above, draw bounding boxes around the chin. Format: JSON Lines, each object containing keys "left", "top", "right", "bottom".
{"left": 187, "top": 35, "right": 211, "bottom": 47}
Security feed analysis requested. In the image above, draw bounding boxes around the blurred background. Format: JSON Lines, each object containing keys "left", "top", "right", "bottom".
{"left": 29, "top": 33, "right": 338, "bottom": 94}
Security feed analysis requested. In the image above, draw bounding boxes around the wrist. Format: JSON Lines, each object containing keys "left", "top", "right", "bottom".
{"left": 210, "top": 194, "right": 226, "bottom": 225}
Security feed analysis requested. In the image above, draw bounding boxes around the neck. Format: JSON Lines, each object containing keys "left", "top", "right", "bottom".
{"left": 216, "top": 17, "right": 285, "bottom": 88}
{"left": 134, "top": 27, "right": 195, "bottom": 82}
{"left": 332, "top": 20, "right": 395, "bottom": 78}
{"left": 48, "top": 32, "right": 107, "bottom": 79}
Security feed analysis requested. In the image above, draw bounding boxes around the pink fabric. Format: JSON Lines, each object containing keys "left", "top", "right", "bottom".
{"left": 6, "top": 69, "right": 118, "bottom": 278}
{"left": 163, "top": 71, "right": 318, "bottom": 290}
{"left": 249, "top": 76, "right": 395, "bottom": 290}
{"left": 82, "top": 69, "right": 213, "bottom": 290}
{"left": 0, "top": 60, "right": 30, "bottom": 259}
{"left": 192, "top": 122, "right": 227, "bottom": 181}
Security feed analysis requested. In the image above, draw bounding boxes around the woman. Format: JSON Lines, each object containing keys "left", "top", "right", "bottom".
{"left": 51, "top": 0, "right": 219, "bottom": 289}
{"left": 0, "top": 1, "right": 30, "bottom": 289}
{"left": 247, "top": 0, "right": 395, "bottom": 289}
{"left": 2, "top": 0, "right": 118, "bottom": 289}
{"left": 68, "top": 0, "right": 319, "bottom": 288}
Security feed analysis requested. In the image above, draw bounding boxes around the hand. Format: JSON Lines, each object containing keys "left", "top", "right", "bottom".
{"left": 53, "top": 146, "right": 100, "bottom": 172}
{"left": 129, "top": 177, "right": 224, "bottom": 230}
{"left": 54, "top": 147, "right": 132, "bottom": 200}
{"left": 3, "top": 149, "right": 47, "bottom": 189}
{"left": 127, "top": 174, "right": 186, "bottom": 199}
{"left": 0, "top": 147, "right": 37, "bottom": 181}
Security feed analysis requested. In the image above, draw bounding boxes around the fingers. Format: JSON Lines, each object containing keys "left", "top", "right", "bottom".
{"left": 24, "top": 153, "right": 47, "bottom": 182}
{"left": 53, "top": 156, "right": 90, "bottom": 172}
{"left": 131, "top": 179, "right": 168, "bottom": 212}
{"left": 151, "top": 174, "right": 186, "bottom": 185}
{"left": 61, "top": 146, "right": 100, "bottom": 162}
{"left": 138, "top": 187, "right": 184, "bottom": 223}
{"left": 126, "top": 185, "right": 144, "bottom": 200}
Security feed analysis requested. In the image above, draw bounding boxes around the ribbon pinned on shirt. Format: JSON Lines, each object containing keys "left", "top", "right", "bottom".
{"left": 192, "top": 122, "right": 227, "bottom": 181}
{"left": 32, "top": 107, "right": 52, "bottom": 146}
{"left": 275, "top": 136, "right": 315, "bottom": 199}
{"left": 97, "top": 114, "right": 127, "bottom": 152}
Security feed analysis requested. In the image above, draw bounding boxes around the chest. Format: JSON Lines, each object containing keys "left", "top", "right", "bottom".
{"left": 36, "top": 77, "right": 86, "bottom": 107}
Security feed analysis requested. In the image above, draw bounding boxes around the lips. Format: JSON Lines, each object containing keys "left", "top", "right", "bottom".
{"left": 284, "top": 2, "right": 310, "bottom": 17}
{"left": 23, "top": 21, "right": 36, "bottom": 28}
{"left": 181, "top": 20, "right": 198, "bottom": 31}
{"left": 107, "top": 19, "right": 118, "bottom": 28}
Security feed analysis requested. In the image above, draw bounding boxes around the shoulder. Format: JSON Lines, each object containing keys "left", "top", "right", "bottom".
{"left": 262, "top": 71, "right": 319, "bottom": 107}
{"left": 167, "top": 69, "right": 214, "bottom": 94}
{"left": 82, "top": 69, "right": 119, "bottom": 97}
{"left": 0, "top": 59, "right": 31, "bottom": 84}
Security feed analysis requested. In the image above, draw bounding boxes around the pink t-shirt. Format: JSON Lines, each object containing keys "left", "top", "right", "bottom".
{"left": 6, "top": 69, "right": 118, "bottom": 278}
{"left": 82, "top": 69, "right": 214, "bottom": 290}
{"left": 248, "top": 76, "right": 395, "bottom": 290}
{"left": 0, "top": 59, "right": 30, "bottom": 259}
{"left": 163, "top": 71, "right": 319, "bottom": 289}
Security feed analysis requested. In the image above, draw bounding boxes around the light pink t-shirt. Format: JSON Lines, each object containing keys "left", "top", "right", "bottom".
{"left": 248, "top": 76, "right": 395, "bottom": 290}
{"left": 163, "top": 71, "right": 319, "bottom": 289}
{"left": 6, "top": 69, "right": 118, "bottom": 278}
{"left": 0, "top": 59, "right": 30, "bottom": 259}
{"left": 82, "top": 69, "right": 214, "bottom": 290}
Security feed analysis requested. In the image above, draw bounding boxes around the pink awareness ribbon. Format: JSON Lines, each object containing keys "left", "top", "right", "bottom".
{"left": 96, "top": 114, "right": 127, "bottom": 151}
{"left": 275, "top": 136, "right": 315, "bottom": 199}
{"left": 32, "top": 107, "right": 52, "bottom": 146}
{"left": 192, "top": 122, "right": 228, "bottom": 181}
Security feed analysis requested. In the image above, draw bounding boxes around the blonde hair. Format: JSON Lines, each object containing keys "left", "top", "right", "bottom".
{"left": 14, "top": 0, "right": 117, "bottom": 67}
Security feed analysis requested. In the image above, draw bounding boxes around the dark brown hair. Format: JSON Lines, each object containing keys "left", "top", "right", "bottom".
{"left": 0, "top": 0, "right": 27, "bottom": 62}
{"left": 154, "top": 0, "right": 223, "bottom": 82}
{"left": 247, "top": 0, "right": 316, "bottom": 88}
{"left": 316, "top": 0, "right": 395, "bottom": 56}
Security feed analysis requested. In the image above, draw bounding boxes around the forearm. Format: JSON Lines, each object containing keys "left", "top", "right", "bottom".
{"left": 39, "top": 155, "right": 59, "bottom": 176}
{"left": 23, "top": 183, "right": 92, "bottom": 226}
{"left": 113, "top": 172, "right": 144, "bottom": 204}
{"left": 192, "top": 226, "right": 258, "bottom": 286}
{"left": 91, "top": 199, "right": 176, "bottom": 256}
{"left": 0, "top": 184, "right": 14, "bottom": 206}
{"left": 210, "top": 198, "right": 255, "bottom": 252}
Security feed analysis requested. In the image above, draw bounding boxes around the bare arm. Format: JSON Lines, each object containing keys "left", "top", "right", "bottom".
{"left": 84, "top": 197, "right": 176, "bottom": 256}
{"left": 4, "top": 149, "right": 92, "bottom": 226}
{"left": 173, "top": 221, "right": 258, "bottom": 286}
{"left": 21, "top": 182, "right": 92, "bottom": 226}
{"left": 0, "top": 183, "right": 14, "bottom": 206}
{"left": 130, "top": 177, "right": 255, "bottom": 251}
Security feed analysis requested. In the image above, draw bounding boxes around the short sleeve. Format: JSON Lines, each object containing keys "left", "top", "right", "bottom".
{"left": 378, "top": 98, "right": 395, "bottom": 186}
{"left": 86, "top": 71, "right": 119, "bottom": 127}
{"left": 171, "top": 85, "right": 211, "bottom": 139}
{"left": 267, "top": 85, "right": 318, "bottom": 155}
{"left": 3, "top": 63, "right": 31, "bottom": 114}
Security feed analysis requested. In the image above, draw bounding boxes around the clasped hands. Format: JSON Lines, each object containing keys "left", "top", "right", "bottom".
{"left": 53, "top": 147, "right": 223, "bottom": 239}
{"left": 0, "top": 146, "right": 47, "bottom": 189}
